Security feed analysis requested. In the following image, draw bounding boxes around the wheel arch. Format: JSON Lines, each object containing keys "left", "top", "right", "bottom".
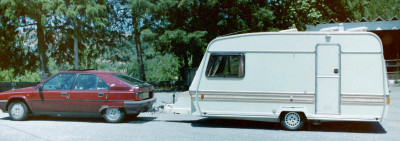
{"left": 6, "top": 97, "right": 31, "bottom": 113}
{"left": 276, "top": 106, "right": 309, "bottom": 120}
{"left": 98, "top": 105, "right": 108, "bottom": 114}
{"left": 98, "top": 105, "right": 126, "bottom": 114}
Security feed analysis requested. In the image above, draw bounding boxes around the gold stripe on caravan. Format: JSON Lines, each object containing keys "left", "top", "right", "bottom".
{"left": 189, "top": 91, "right": 315, "bottom": 103}
{"left": 341, "top": 94, "right": 384, "bottom": 105}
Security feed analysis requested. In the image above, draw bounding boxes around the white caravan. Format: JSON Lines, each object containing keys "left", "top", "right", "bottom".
{"left": 188, "top": 32, "right": 390, "bottom": 130}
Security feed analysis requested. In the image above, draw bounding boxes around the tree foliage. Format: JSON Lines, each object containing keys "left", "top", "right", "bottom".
{"left": 343, "top": 0, "right": 400, "bottom": 20}
{"left": 128, "top": 0, "right": 158, "bottom": 81}
{"left": 0, "top": 0, "right": 64, "bottom": 78}
{"left": 143, "top": 0, "right": 285, "bottom": 83}
{"left": 100, "top": 39, "right": 179, "bottom": 81}
{"left": 50, "top": 0, "right": 108, "bottom": 69}
{"left": 0, "top": 1, "right": 43, "bottom": 76}
{"left": 1, "top": 0, "right": 399, "bottom": 83}
{"left": 269, "top": 0, "right": 337, "bottom": 30}
{"left": 0, "top": 0, "right": 109, "bottom": 79}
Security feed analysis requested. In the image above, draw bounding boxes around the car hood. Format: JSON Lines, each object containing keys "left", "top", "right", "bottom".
{"left": 0, "top": 87, "right": 35, "bottom": 94}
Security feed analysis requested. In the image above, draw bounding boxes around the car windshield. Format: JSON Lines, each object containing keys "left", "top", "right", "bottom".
{"left": 113, "top": 74, "right": 149, "bottom": 87}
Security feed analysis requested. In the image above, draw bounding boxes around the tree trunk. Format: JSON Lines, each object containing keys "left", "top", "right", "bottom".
{"left": 183, "top": 51, "right": 189, "bottom": 84}
{"left": 178, "top": 51, "right": 189, "bottom": 86}
{"left": 37, "top": 20, "right": 49, "bottom": 80}
{"left": 132, "top": 16, "right": 146, "bottom": 81}
{"left": 74, "top": 37, "right": 79, "bottom": 70}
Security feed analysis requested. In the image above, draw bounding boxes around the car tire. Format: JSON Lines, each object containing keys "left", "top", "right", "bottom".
{"left": 8, "top": 101, "right": 29, "bottom": 121}
{"left": 280, "top": 112, "right": 305, "bottom": 131}
{"left": 103, "top": 108, "right": 125, "bottom": 123}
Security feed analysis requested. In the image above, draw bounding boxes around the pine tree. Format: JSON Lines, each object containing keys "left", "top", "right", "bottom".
{"left": 1, "top": 0, "right": 64, "bottom": 79}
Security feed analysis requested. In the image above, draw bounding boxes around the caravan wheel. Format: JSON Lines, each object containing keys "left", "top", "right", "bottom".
{"left": 280, "top": 112, "right": 305, "bottom": 131}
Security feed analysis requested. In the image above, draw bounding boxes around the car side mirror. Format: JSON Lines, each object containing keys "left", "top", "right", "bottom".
{"left": 38, "top": 85, "right": 43, "bottom": 91}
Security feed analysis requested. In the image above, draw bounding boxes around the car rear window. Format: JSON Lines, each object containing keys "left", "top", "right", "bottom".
{"left": 113, "top": 74, "right": 149, "bottom": 87}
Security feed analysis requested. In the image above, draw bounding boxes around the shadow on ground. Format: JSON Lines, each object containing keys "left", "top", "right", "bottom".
{"left": 169, "top": 118, "right": 386, "bottom": 133}
{"left": 1, "top": 115, "right": 105, "bottom": 123}
{"left": 125, "top": 116, "right": 157, "bottom": 124}
{"left": 307, "top": 121, "right": 386, "bottom": 134}
{"left": 1, "top": 115, "right": 157, "bottom": 124}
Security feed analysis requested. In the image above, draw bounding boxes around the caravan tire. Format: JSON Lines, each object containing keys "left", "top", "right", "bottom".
{"left": 280, "top": 112, "right": 305, "bottom": 131}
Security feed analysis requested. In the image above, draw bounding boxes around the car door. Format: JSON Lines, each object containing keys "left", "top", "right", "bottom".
{"left": 68, "top": 74, "right": 109, "bottom": 113}
{"left": 30, "top": 73, "right": 77, "bottom": 112}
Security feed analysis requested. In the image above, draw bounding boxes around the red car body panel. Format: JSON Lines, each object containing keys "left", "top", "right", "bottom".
{"left": 0, "top": 71, "right": 155, "bottom": 116}
{"left": 30, "top": 89, "right": 70, "bottom": 112}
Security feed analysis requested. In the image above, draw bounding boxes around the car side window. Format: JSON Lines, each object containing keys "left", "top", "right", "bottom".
{"left": 42, "top": 73, "right": 77, "bottom": 90}
{"left": 96, "top": 77, "right": 109, "bottom": 90}
{"left": 205, "top": 54, "right": 245, "bottom": 78}
{"left": 73, "top": 74, "right": 109, "bottom": 90}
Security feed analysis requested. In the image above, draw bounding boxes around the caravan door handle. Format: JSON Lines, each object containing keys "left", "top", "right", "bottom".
{"left": 334, "top": 69, "right": 339, "bottom": 74}
{"left": 98, "top": 92, "right": 104, "bottom": 97}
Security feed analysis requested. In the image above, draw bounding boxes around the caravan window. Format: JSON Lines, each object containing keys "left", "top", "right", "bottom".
{"left": 205, "top": 54, "right": 245, "bottom": 78}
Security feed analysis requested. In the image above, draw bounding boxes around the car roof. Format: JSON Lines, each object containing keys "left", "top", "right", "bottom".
{"left": 58, "top": 70, "right": 119, "bottom": 75}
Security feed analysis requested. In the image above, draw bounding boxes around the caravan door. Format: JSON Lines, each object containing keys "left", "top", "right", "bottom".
{"left": 316, "top": 44, "right": 341, "bottom": 114}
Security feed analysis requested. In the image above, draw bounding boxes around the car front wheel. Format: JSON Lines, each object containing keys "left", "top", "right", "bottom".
{"left": 280, "top": 112, "right": 305, "bottom": 131}
{"left": 8, "top": 101, "right": 28, "bottom": 121}
{"left": 103, "top": 108, "right": 125, "bottom": 123}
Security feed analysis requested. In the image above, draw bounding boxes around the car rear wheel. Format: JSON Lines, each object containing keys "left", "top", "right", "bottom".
{"left": 280, "top": 112, "right": 305, "bottom": 131}
{"left": 8, "top": 101, "right": 28, "bottom": 121}
{"left": 103, "top": 108, "right": 125, "bottom": 123}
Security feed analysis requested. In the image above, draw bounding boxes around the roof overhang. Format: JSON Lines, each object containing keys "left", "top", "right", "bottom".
{"left": 306, "top": 17, "right": 400, "bottom": 31}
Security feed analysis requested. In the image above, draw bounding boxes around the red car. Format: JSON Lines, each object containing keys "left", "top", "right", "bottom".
{"left": 0, "top": 70, "right": 155, "bottom": 123}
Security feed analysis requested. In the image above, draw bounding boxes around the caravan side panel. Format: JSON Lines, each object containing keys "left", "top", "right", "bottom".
{"left": 190, "top": 32, "right": 387, "bottom": 122}
{"left": 194, "top": 34, "right": 320, "bottom": 119}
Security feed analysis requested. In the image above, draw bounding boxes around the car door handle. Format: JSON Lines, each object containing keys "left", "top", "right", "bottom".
{"left": 98, "top": 93, "right": 104, "bottom": 97}
{"left": 61, "top": 92, "right": 70, "bottom": 99}
{"left": 61, "top": 92, "right": 67, "bottom": 97}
